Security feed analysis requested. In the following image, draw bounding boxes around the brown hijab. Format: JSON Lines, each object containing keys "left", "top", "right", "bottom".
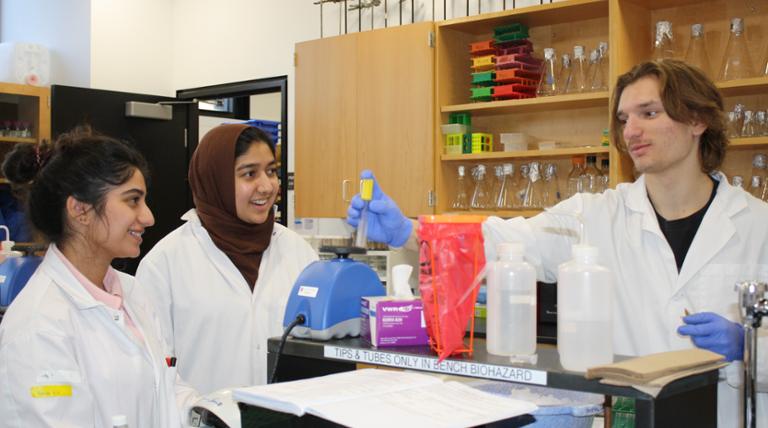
{"left": 188, "top": 124, "right": 275, "bottom": 290}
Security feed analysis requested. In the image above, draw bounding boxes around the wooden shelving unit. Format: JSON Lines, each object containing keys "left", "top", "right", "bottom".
{"left": 435, "top": 0, "right": 768, "bottom": 218}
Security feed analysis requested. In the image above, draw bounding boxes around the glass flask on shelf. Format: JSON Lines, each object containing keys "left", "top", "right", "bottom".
{"left": 586, "top": 50, "right": 600, "bottom": 93}
{"left": 581, "top": 155, "right": 602, "bottom": 193}
{"left": 451, "top": 164, "right": 470, "bottom": 210}
{"left": 566, "top": 156, "right": 585, "bottom": 198}
{"left": 537, "top": 48, "right": 558, "bottom": 97}
{"left": 732, "top": 175, "right": 745, "bottom": 189}
{"left": 564, "top": 45, "right": 588, "bottom": 94}
{"left": 590, "top": 42, "right": 609, "bottom": 92}
{"left": 718, "top": 18, "right": 754, "bottom": 81}
{"left": 522, "top": 161, "right": 545, "bottom": 208}
{"left": 653, "top": 21, "right": 676, "bottom": 61}
{"left": 756, "top": 111, "right": 768, "bottom": 136}
{"left": 742, "top": 110, "right": 757, "bottom": 137}
{"left": 557, "top": 54, "right": 572, "bottom": 96}
{"left": 470, "top": 164, "right": 492, "bottom": 210}
{"left": 684, "top": 24, "right": 711, "bottom": 78}
{"left": 542, "top": 163, "right": 561, "bottom": 208}
{"left": 491, "top": 165, "right": 507, "bottom": 209}
{"left": 750, "top": 154, "right": 767, "bottom": 200}
{"left": 598, "top": 158, "right": 610, "bottom": 193}
{"left": 504, "top": 163, "right": 520, "bottom": 209}
{"left": 516, "top": 163, "right": 530, "bottom": 207}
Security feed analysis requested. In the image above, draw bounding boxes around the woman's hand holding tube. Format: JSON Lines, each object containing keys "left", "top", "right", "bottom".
{"left": 346, "top": 170, "right": 412, "bottom": 248}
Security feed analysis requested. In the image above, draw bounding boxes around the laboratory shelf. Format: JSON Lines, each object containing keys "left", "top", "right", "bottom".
{"left": 0, "top": 136, "right": 36, "bottom": 144}
{"left": 441, "top": 145, "right": 609, "bottom": 161}
{"left": 716, "top": 76, "right": 768, "bottom": 97}
{"left": 437, "top": 0, "right": 607, "bottom": 33}
{"left": 441, "top": 91, "right": 609, "bottom": 116}
{"left": 729, "top": 136, "right": 768, "bottom": 150}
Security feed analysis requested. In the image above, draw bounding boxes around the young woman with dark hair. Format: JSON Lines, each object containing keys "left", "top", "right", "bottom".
{"left": 0, "top": 126, "right": 199, "bottom": 427}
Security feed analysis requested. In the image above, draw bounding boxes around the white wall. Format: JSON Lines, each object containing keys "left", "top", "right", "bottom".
{"left": 0, "top": 0, "right": 91, "bottom": 87}
{"left": 90, "top": 0, "right": 175, "bottom": 96}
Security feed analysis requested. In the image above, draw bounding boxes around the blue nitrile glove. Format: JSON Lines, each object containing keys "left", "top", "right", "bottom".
{"left": 346, "top": 170, "right": 412, "bottom": 247}
{"left": 677, "top": 312, "right": 744, "bottom": 362}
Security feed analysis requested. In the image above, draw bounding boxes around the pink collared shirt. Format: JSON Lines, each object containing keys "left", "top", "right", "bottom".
{"left": 51, "top": 245, "right": 145, "bottom": 343}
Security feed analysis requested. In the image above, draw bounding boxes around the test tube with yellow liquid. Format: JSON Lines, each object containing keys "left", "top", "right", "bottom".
{"left": 354, "top": 178, "right": 374, "bottom": 249}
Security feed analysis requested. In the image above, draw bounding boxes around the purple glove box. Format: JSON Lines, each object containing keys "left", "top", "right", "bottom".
{"left": 361, "top": 296, "right": 429, "bottom": 347}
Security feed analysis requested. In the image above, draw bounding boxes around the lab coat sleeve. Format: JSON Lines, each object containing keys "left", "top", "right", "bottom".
{"left": 0, "top": 330, "right": 95, "bottom": 427}
{"left": 135, "top": 256, "right": 176, "bottom": 355}
{"left": 483, "top": 195, "right": 585, "bottom": 282}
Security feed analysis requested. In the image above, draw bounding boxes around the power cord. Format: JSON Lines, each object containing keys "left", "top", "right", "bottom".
{"left": 268, "top": 314, "right": 306, "bottom": 384}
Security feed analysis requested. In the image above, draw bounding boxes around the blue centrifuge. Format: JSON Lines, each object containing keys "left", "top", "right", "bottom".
{"left": 283, "top": 246, "right": 385, "bottom": 340}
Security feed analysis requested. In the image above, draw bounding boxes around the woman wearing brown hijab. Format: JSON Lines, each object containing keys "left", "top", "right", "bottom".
{"left": 136, "top": 124, "right": 317, "bottom": 394}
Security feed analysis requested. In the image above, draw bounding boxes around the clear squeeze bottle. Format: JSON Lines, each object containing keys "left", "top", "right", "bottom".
{"left": 487, "top": 242, "right": 537, "bottom": 357}
{"left": 557, "top": 243, "right": 613, "bottom": 371}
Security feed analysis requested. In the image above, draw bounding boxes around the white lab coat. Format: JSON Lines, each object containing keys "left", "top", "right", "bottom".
{"left": 136, "top": 209, "right": 318, "bottom": 394}
{"left": 0, "top": 245, "right": 199, "bottom": 428}
{"left": 483, "top": 173, "right": 767, "bottom": 428}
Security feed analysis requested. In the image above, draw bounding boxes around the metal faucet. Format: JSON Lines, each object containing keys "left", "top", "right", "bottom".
{"left": 736, "top": 281, "right": 768, "bottom": 428}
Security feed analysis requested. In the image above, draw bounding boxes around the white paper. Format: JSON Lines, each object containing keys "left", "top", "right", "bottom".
{"left": 233, "top": 369, "right": 537, "bottom": 427}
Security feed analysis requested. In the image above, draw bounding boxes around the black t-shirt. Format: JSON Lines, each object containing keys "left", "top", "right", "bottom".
{"left": 652, "top": 177, "right": 718, "bottom": 272}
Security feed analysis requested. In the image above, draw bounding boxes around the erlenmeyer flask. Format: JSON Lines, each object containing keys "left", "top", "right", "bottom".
{"left": 556, "top": 54, "right": 571, "bottom": 96}
{"left": 566, "top": 156, "right": 585, "bottom": 198}
{"left": 719, "top": 18, "right": 754, "bottom": 81}
{"left": 491, "top": 165, "right": 506, "bottom": 209}
{"left": 516, "top": 163, "right": 530, "bottom": 207}
{"left": 585, "top": 50, "right": 600, "bottom": 93}
{"left": 502, "top": 163, "right": 518, "bottom": 209}
{"left": 749, "top": 154, "right": 766, "bottom": 200}
{"left": 564, "top": 45, "right": 588, "bottom": 94}
{"left": 470, "top": 164, "right": 491, "bottom": 210}
{"left": 732, "top": 175, "right": 745, "bottom": 189}
{"left": 542, "top": 163, "right": 561, "bottom": 208}
{"left": 742, "top": 110, "right": 757, "bottom": 137}
{"left": 684, "top": 24, "right": 711, "bottom": 78}
{"left": 590, "top": 42, "right": 609, "bottom": 92}
{"left": 537, "top": 48, "right": 558, "bottom": 97}
{"left": 451, "top": 165, "right": 470, "bottom": 210}
{"left": 522, "top": 161, "right": 545, "bottom": 208}
{"left": 653, "top": 21, "right": 676, "bottom": 61}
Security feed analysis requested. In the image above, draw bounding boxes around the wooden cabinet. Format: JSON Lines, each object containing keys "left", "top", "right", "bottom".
{"left": 295, "top": 22, "right": 435, "bottom": 218}
{"left": 435, "top": 0, "right": 768, "bottom": 217}
{"left": 0, "top": 82, "right": 50, "bottom": 182}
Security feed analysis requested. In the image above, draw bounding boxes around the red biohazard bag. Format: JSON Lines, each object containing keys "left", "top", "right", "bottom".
{"left": 418, "top": 215, "right": 486, "bottom": 361}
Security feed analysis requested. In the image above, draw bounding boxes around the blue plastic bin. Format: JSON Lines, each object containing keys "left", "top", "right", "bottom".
{"left": 473, "top": 380, "right": 604, "bottom": 427}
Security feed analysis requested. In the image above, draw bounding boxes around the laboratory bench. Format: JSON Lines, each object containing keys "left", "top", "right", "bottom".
{"left": 236, "top": 337, "right": 719, "bottom": 428}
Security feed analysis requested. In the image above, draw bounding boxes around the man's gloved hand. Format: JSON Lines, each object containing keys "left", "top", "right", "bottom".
{"left": 677, "top": 312, "right": 744, "bottom": 362}
{"left": 346, "top": 170, "right": 412, "bottom": 247}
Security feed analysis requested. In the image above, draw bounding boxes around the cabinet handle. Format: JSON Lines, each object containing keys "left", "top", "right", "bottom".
{"left": 342, "top": 179, "right": 351, "bottom": 202}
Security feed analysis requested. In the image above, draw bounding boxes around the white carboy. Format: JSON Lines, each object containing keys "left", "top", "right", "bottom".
{"left": 486, "top": 242, "right": 537, "bottom": 357}
{"left": 557, "top": 243, "right": 614, "bottom": 371}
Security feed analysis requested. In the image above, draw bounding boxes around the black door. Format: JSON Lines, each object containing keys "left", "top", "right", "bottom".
{"left": 51, "top": 85, "right": 198, "bottom": 274}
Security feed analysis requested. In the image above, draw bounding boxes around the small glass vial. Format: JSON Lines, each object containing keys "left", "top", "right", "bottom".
{"left": 451, "top": 165, "right": 470, "bottom": 210}
{"left": 684, "top": 24, "right": 711, "bottom": 78}
{"left": 537, "top": 48, "right": 558, "bottom": 97}
{"left": 718, "top": 18, "right": 754, "bottom": 81}
{"left": 564, "top": 45, "right": 588, "bottom": 94}
{"left": 653, "top": 21, "right": 676, "bottom": 61}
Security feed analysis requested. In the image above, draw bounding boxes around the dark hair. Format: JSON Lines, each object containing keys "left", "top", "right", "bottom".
{"left": 234, "top": 126, "right": 276, "bottom": 159}
{"left": 610, "top": 59, "right": 728, "bottom": 173}
{"left": 1, "top": 125, "right": 150, "bottom": 244}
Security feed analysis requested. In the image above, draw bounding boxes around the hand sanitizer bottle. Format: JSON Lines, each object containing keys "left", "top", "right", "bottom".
{"left": 487, "top": 242, "right": 537, "bottom": 357}
{"left": 557, "top": 244, "right": 613, "bottom": 371}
